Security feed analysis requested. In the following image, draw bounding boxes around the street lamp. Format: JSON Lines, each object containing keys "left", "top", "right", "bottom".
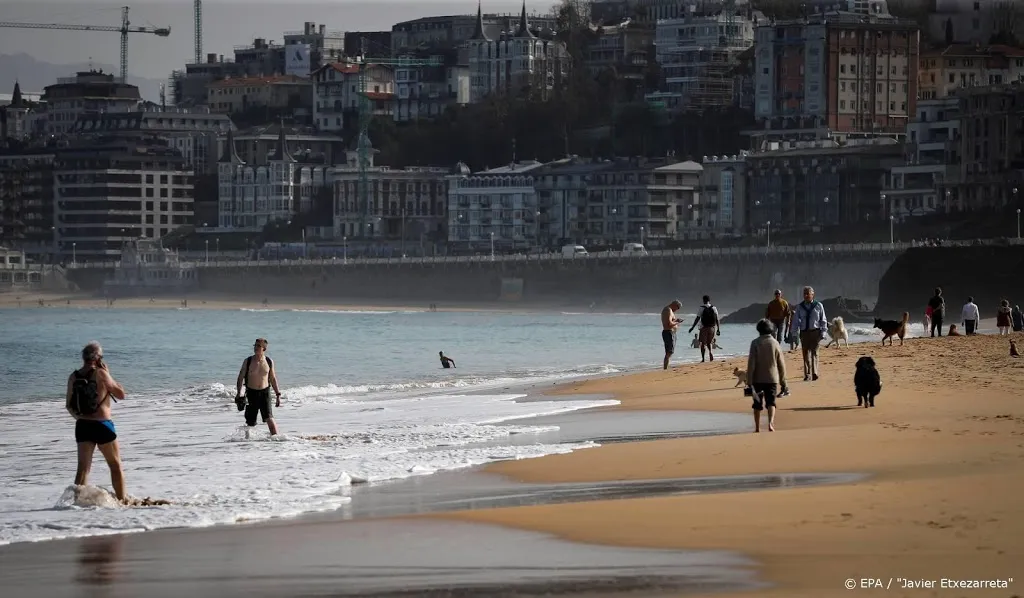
{"left": 72, "top": 242, "right": 77, "bottom": 266}
{"left": 343, "top": 235, "right": 348, "bottom": 264}
{"left": 1017, "top": 208, "right": 1021, "bottom": 240}
{"left": 205, "top": 239, "right": 209, "bottom": 264}
{"left": 766, "top": 221, "right": 771, "bottom": 248}
{"left": 490, "top": 231, "right": 495, "bottom": 261}
{"left": 640, "top": 226, "right": 645, "bottom": 247}
{"left": 823, "top": 196, "right": 830, "bottom": 225}
{"left": 889, "top": 215, "right": 894, "bottom": 246}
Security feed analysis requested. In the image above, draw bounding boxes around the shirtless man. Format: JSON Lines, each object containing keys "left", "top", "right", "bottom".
{"left": 661, "top": 300, "right": 683, "bottom": 370}
{"left": 235, "top": 338, "right": 282, "bottom": 436}
{"left": 66, "top": 341, "right": 127, "bottom": 502}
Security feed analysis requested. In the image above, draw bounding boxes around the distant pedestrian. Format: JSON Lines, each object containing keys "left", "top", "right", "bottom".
{"left": 927, "top": 288, "right": 945, "bottom": 337}
{"left": 765, "top": 289, "right": 791, "bottom": 344}
{"left": 996, "top": 300, "right": 1012, "bottom": 335}
{"left": 660, "top": 300, "right": 684, "bottom": 370}
{"left": 688, "top": 295, "right": 721, "bottom": 362}
{"left": 790, "top": 286, "right": 827, "bottom": 381}
{"left": 961, "top": 297, "right": 980, "bottom": 336}
{"left": 439, "top": 351, "right": 456, "bottom": 368}
{"left": 746, "top": 319, "right": 788, "bottom": 433}
{"left": 1012, "top": 304, "right": 1023, "bottom": 332}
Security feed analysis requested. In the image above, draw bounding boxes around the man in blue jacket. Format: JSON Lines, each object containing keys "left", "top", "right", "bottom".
{"left": 790, "top": 286, "right": 827, "bottom": 381}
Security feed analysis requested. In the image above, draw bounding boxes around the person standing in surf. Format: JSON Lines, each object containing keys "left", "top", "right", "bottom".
{"left": 661, "top": 300, "right": 683, "bottom": 370}
{"left": 235, "top": 338, "right": 282, "bottom": 436}
{"left": 66, "top": 341, "right": 127, "bottom": 502}
{"left": 688, "top": 295, "right": 721, "bottom": 362}
{"left": 439, "top": 351, "right": 456, "bottom": 368}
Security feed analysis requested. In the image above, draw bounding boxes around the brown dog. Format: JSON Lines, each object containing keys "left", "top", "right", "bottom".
{"left": 733, "top": 367, "right": 747, "bottom": 387}
{"left": 1012, "top": 339, "right": 1020, "bottom": 357}
{"left": 874, "top": 312, "right": 910, "bottom": 346}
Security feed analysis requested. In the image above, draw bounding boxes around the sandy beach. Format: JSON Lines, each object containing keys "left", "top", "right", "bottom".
{"left": 438, "top": 333, "right": 1024, "bottom": 596}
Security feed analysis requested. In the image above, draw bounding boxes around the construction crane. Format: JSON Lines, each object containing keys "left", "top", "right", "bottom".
{"left": 355, "top": 39, "right": 441, "bottom": 238}
{"left": 0, "top": 6, "right": 171, "bottom": 83}
{"left": 194, "top": 0, "right": 203, "bottom": 65}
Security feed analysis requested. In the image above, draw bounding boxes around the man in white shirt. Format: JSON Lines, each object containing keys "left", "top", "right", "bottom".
{"left": 961, "top": 297, "right": 981, "bottom": 336}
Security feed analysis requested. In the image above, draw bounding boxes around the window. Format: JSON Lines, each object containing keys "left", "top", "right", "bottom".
{"left": 146, "top": 188, "right": 154, "bottom": 197}
{"left": 145, "top": 174, "right": 154, "bottom": 184}
{"left": 159, "top": 202, "right": 168, "bottom": 211}
{"left": 160, "top": 175, "right": 168, "bottom": 184}
{"left": 160, "top": 188, "right": 168, "bottom": 198}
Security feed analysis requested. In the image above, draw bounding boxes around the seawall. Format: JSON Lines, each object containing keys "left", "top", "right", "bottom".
{"left": 875, "top": 245, "right": 1024, "bottom": 318}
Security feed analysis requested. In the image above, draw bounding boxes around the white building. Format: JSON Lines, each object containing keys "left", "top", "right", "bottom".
{"left": 881, "top": 97, "right": 960, "bottom": 219}
{"left": 447, "top": 161, "right": 544, "bottom": 250}
{"left": 700, "top": 154, "right": 749, "bottom": 234}
{"left": 393, "top": 61, "right": 470, "bottom": 122}
{"left": 330, "top": 150, "right": 449, "bottom": 242}
{"left": 312, "top": 62, "right": 394, "bottom": 133}
{"left": 40, "top": 71, "right": 141, "bottom": 136}
{"left": 467, "top": 2, "right": 569, "bottom": 103}
{"left": 217, "top": 128, "right": 329, "bottom": 230}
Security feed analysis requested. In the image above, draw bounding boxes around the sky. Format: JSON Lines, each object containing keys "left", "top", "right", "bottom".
{"left": 0, "top": 0, "right": 559, "bottom": 82}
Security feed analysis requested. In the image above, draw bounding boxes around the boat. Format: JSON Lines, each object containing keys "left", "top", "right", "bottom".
{"left": 103, "top": 239, "right": 198, "bottom": 295}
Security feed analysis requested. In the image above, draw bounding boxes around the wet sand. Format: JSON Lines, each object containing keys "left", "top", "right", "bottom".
{"left": 440, "top": 334, "right": 1024, "bottom": 597}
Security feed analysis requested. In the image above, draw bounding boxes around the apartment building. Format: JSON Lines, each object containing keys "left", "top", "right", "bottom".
{"left": 230, "top": 123, "right": 347, "bottom": 166}
{"left": 699, "top": 154, "right": 749, "bottom": 234}
{"left": 40, "top": 71, "right": 141, "bottom": 136}
{"left": 467, "top": 4, "right": 570, "bottom": 103}
{"left": 217, "top": 129, "right": 329, "bottom": 231}
{"left": 918, "top": 45, "right": 1024, "bottom": 100}
{"left": 751, "top": 11, "right": 919, "bottom": 144}
{"left": 0, "top": 149, "right": 55, "bottom": 256}
{"left": 54, "top": 139, "right": 194, "bottom": 261}
{"left": 206, "top": 75, "right": 312, "bottom": 115}
{"left": 881, "top": 96, "right": 960, "bottom": 218}
{"left": 331, "top": 152, "right": 449, "bottom": 242}
{"left": 170, "top": 55, "right": 247, "bottom": 108}
{"left": 952, "top": 83, "right": 1024, "bottom": 211}
{"left": 533, "top": 158, "right": 612, "bottom": 246}
{"left": 927, "top": 0, "right": 1004, "bottom": 45}
{"left": 68, "top": 107, "right": 234, "bottom": 175}
{"left": 583, "top": 158, "right": 701, "bottom": 245}
{"left": 650, "top": 7, "right": 760, "bottom": 112}
{"left": 312, "top": 62, "right": 394, "bottom": 133}
{"left": 447, "top": 161, "right": 544, "bottom": 250}
{"left": 393, "top": 55, "right": 470, "bottom": 122}
{"left": 745, "top": 139, "right": 903, "bottom": 231}
{"left": 391, "top": 10, "right": 558, "bottom": 54}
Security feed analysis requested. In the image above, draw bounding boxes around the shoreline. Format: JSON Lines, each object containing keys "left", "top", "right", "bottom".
{"left": 434, "top": 333, "right": 1024, "bottom": 596}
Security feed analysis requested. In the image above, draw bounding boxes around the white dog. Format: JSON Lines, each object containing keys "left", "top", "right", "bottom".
{"left": 825, "top": 316, "right": 849, "bottom": 348}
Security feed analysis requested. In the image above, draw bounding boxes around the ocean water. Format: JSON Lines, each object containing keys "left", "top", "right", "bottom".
{"left": 0, "top": 307, "right": 889, "bottom": 545}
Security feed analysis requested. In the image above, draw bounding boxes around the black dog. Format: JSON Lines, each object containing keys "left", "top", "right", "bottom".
{"left": 853, "top": 356, "right": 881, "bottom": 407}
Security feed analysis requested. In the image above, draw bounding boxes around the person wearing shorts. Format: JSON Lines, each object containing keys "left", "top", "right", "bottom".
{"left": 235, "top": 338, "right": 282, "bottom": 436}
{"left": 746, "top": 319, "right": 788, "bottom": 433}
{"left": 660, "top": 300, "right": 683, "bottom": 370}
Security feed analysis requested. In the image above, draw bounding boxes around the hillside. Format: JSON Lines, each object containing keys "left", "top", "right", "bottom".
{"left": 0, "top": 53, "right": 165, "bottom": 102}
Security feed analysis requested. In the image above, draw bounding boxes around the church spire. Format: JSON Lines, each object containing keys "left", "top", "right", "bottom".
{"left": 471, "top": 0, "right": 490, "bottom": 41}
{"left": 515, "top": 0, "right": 535, "bottom": 38}
{"left": 10, "top": 81, "right": 23, "bottom": 107}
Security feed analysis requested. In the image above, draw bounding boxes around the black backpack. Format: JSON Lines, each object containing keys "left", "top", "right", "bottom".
{"left": 700, "top": 305, "right": 718, "bottom": 328}
{"left": 244, "top": 356, "right": 273, "bottom": 388}
{"left": 69, "top": 368, "right": 101, "bottom": 416}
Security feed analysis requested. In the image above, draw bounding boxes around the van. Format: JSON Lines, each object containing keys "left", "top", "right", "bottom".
{"left": 561, "top": 244, "right": 588, "bottom": 258}
{"left": 622, "top": 243, "right": 648, "bottom": 256}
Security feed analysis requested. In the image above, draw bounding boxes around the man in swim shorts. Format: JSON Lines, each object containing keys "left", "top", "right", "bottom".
{"left": 236, "top": 337, "right": 282, "bottom": 436}
{"left": 66, "top": 341, "right": 127, "bottom": 502}
{"left": 661, "top": 300, "right": 683, "bottom": 370}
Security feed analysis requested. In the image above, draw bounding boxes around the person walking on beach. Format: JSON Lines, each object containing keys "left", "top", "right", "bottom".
{"left": 961, "top": 297, "right": 981, "bottom": 336}
{"left": 1012, "top": 304, "right": 1023, "bottom": 332}
{"left": 765, "top": 289, "right": 791, "bottom": 344}
{"left": 235, "top": 338, "right": 282, "bottom": 436}
{"left": 790, "top": 286, "right": 827, "bottom": 381}
{"left": 439, "top": 351, "right": 456, "bottom": 368}
{"left": 747, "top": 319, "right": 788, "bottom": 433}
{"left": 996, "top": 300, "right": 1012, "bottom": 336}
{"left": 66, "top": 342, "right": 128, "bottom": 502}
{"left": 688, "top": 295, "right": 721, "bottom": 362}
{"left": 927, "top": 288, "right": 945, "bottom": 337}
{"left": 661, "top": 300, "right": 683, "bottom": 370}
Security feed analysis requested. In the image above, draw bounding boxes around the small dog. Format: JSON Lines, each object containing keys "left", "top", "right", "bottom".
{"left": 825, "top": 317, "right": 849, "bottom": 348}
{"left": 732, "top": 367, "right": 747, "bottom": 387}
{"left": 874, "top": 312, "right": 910, "bottom": 346}
{"left": 1011, "top": 339, "right": 1020, "bottom": 357}
{"left": 853, "top": 356, "right": 881, "bottom": 407}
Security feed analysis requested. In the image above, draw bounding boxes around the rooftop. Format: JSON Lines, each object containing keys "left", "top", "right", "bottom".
{"left": 209, "top": 75, "right": 309, "bottom": 88}
{"left": 922, "top": 44, "right": 1024, "bottom": 58}
{"left": 477, "top": 161, "right": 545, "bottom": 174}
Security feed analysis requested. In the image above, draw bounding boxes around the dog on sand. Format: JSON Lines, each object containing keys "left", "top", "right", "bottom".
{"left": 853, "top": 356, "right": 881, "bottom": 407}
{"left": 825, "top": 317, "right": 849, "bottom": 348}
{"left": 1012, "top": 339, "right": 1020, "bottom": 357}
{"left": 732, "top": 367, "right": 747, "bottom": 387}
{"left": 874, "top": 312, "right": 910, "bottom": 346}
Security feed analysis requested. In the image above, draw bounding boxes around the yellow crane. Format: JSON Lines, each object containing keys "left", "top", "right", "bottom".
{"left": 0, "top": 6, "right": 171, "bottom": 83}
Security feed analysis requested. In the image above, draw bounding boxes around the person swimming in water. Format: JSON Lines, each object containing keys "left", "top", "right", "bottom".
{"left": 439, "top": 351, "right": 456, "bottom": 368}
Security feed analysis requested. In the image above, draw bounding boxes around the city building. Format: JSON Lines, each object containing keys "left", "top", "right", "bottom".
{"left": 0, "top": 82, "right": 41, "bottom": 141}
{"left": 393, "top": 52, "right": 470, "bottom": 122}
{"left": 217, "top": 128, "right": 330, "bottom": 231}
{"left": 751, "top": 10, "right": 920, "bottom": 145}
{"left": 745, "top": 139, "right": 903, "bottom": 232}
{"left": 169, "top": 54, "right": 247, "bottom": 108}
{"left": 345, "top": 32, "right": 393, "bottom": 58}
{"left": 447, "top": 160, "right": 544, "bottom": 250}
{"left": 391, "top": 10, "right": 558, "bottom": 55}
{"left": 467, "top": 3, "right": 570, "bottom": 103}
{"left": 312, "top": 62, "right": 395, "bottom": 133}
{"left": 648, "top": 6, "right": 760, "bottom": 112}
{"left": 40, "top": 71, "right": 142, "bottom": 136}
{"left": 233, "top": 38, "right": 285, "bottom": 77}
{"left": 0, "top": 149, "right": 56, "bottom": 256}
{"left": 533, "top": 158, "right": 613, "bottom": 246}
{"left": 283, "top": 22, "right": 347, "bottom": 76}
{"left": 206, "top": 75, "right": 312, "bottom": 115}
{"left": 950, "top": 83, "right": 1024, "bottom": 211}
{"left": 53, "top": 138, "right": 194, "bottom": 261}
{"left": 68, "top": 107, "right": 234, "bottom": 175}
{"left": 700, "top": 153, "right": 749, "bottom": 235}
{"left": 918, "top": 45, "right": 1024, "bottom": 100}
{"left": 927, "top": 0, "right": 1008, "bottom": 46}
{"left": 330, "top": 151, "right": 449, "bottom": 244}
{"left": 230, "top": 123, "right": 347, "bottom": 166}
{"left": 585, "top": 21, "right": 654, "bottom": 102}
{"left": 881, "top": 96, "right": 960, "bottom": 219}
